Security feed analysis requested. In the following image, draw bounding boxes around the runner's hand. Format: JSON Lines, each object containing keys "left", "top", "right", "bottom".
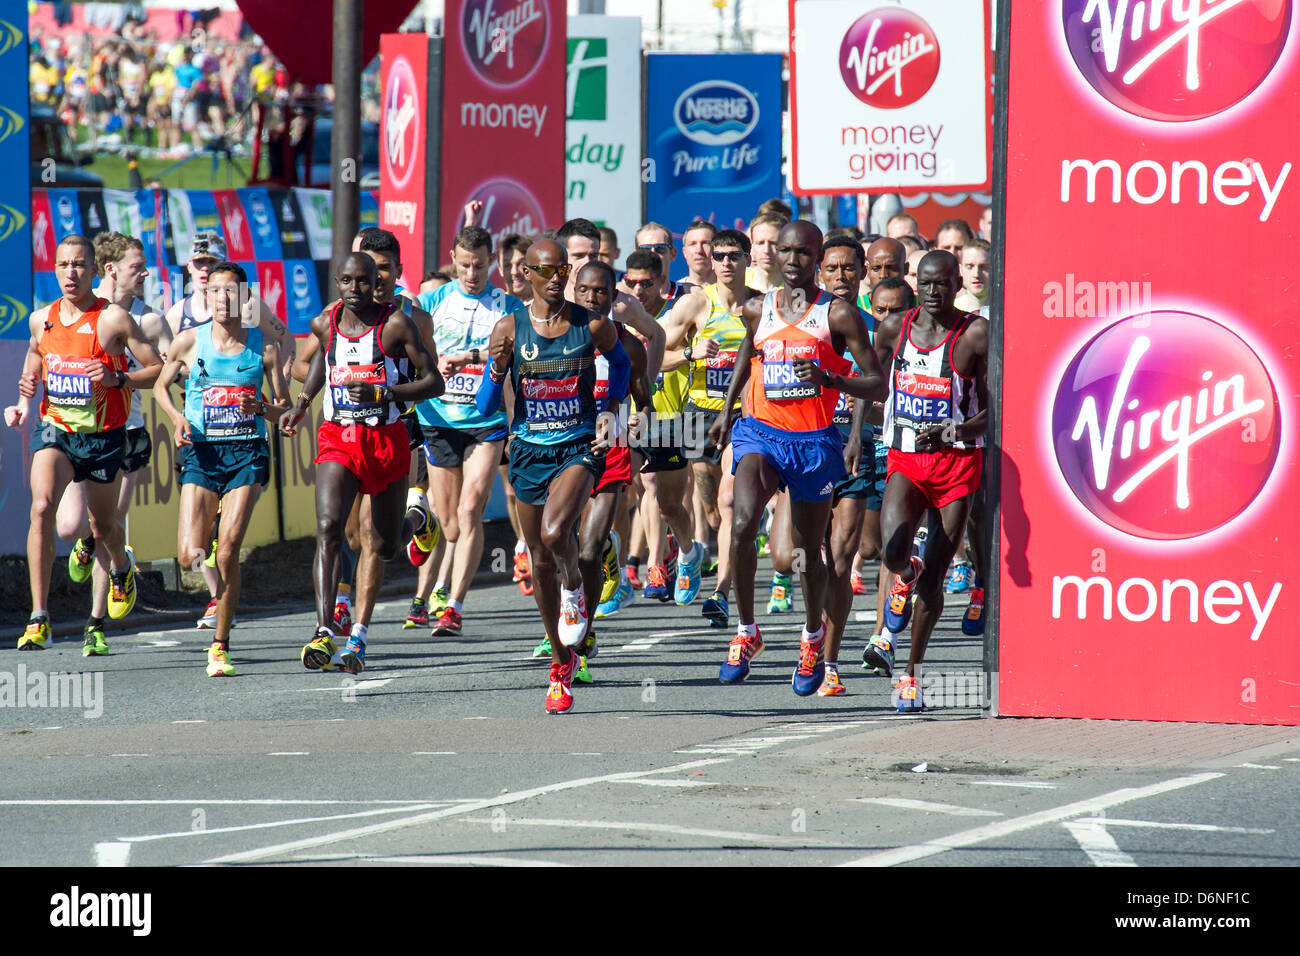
{"left": 173, "top": 416, "right": 193, "bottom": 448}
{"left": 279, "top": 405, "right": 306, "bottom": 437}
{"left": 792, "top": 358, "right": 824, "bottom": 384}
{"left": 915, "top": 422, "right": 950, "bottom": 449}
{"left": 844, "top": 432, "right": 862, "bottom": 475}
{"left": 696, "top": 337, "right": 719, "bottom": 359}
{"left": 239, "top": 394, "right": 263, "bottom": 416}
{"left": 592, "top": 415, "right": 613, "bottom": 454}
{"left": 489, "top": 334, "right": 513, "bottom": 369}
{"left": 4, "top": 404, "right": 26, "bottom": 427}
{"left": 347, "top": 384, "right": 375, "bottom": 404}
{"left": 17, "top": 372, "right": 37, "bottom": 399}
{"left": 84, "top": 359, "right": 112, "bottom": 384}
{"left": 438, "top": 353, "right": 463, "bottom": 379}
{"left": 707, "top": 411, "right": 730, "bottom": 451}
{"left": 463, "top": 200, "right": 483, "bottom": 227}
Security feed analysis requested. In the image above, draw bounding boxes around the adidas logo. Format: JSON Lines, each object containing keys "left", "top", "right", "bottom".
{"left": 76, "top": 322, "right": 93, "bottom": 334}
{"left": 820, "top": 481, "right": 834, "bottom": 495}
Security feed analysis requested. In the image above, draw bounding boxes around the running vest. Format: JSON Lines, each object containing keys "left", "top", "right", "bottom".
{"left": 748, "top": 289, "right": 848, "bottom": 433}
{"left": 179, "top": 292, "right": 206, "bottom": 332}
{"left": 882, "top": 308, "right": 984, "bottom": 453}
{"left": 184, "top": 324, "right": 266, "bottom": 442}
{"left": 594, "top": 320, "right": 629, "bottom": 416}
{"left": 686, "top": 284, "right": 746, "bottom": 412}
{"left": 642, "top": 293, "right": 686, "bottom": 415}
{"left": 833, "top": 305, "right": 877, "bottom": 444}
{"left": 39, "top": 297, "right": 130, "bottom": 434}
{"left": 419, "top": 281, "right": 519, "bottom": 431}
{"left": 122, "top": 294, "right": 151, "bottom": 430}
{"left": 321, "top": 302, "right": 403, "bottom": 427}
{"left": 509, "top": 305, "right": 598, "bottom": 446}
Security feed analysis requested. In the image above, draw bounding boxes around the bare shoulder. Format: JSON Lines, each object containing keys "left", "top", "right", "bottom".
{"left": 169, "top": 328, "right": 198, "bottom": 362}
{"left": 959, "top": 314, "right": 990, "bottom": 353}
{"left": 29, "top": 303, "right": 52, "bottom": 336}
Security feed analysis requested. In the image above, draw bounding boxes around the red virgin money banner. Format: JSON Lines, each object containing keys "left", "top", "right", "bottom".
{"left": 380, "top": 33, "right": 433, "bottom": 291}
{"left": 999, "top": 1, "right": 1298, "bottom": 724}
{"left": 440, "top": 0, "right": 565, "bottom": 257}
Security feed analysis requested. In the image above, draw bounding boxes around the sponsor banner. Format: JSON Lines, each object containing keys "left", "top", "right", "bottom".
{"left": 101, "top": 188, "right": 138, "bottom": 237}
{"left": 564, "top": 15, "right": 642, "bottom": 268}
{"left": 296, "top": 187, "right": 334, "bottom": 261}
{"left": 237, "top": 187, "right": 284, "bottom": 261}
{"left": 282, "top": 259, "right": 322, "bottom": 334}
{"left": 645, "top": 52, "right": 783, "bottom": 248}
{"left": 269, "top": 188, "right": 312, "bottom": 260}
{"left": 256, "top": 260, "right": 288, "bottom": 322}
{"left": 789, "top": 0, "right": 992, "bottom": 194}
{"left": 30, "top": 191, "right": 55, "bottom": 272}
{"left": 998, "top": 2, "right": 1299, "bottom": 724}
{"left": 48, "top": 189, "right": 82, "bottom": 241}
{"left": 381, "top": 33, "right": 432, "bottom": 292}
{"left": 210, "top": 189, "right": 252, "bottom": 260}
{"left": 0, "top": 12, "right": 28, "bottom": 342}
{"left": 440, "top": 1, "right": 566, "bottom": 259}
{"left": 166, "top": 190, "right": 197, "bottom": 263}
{"left": 899, "top": 190, "right": 992, "bottom": 241}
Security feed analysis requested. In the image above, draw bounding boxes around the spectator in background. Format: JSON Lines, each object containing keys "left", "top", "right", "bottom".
{"left": 935, "top": 217, "right": 974, "bottom": 260}
{"left": 898, "top": 234, "right": 925, "bottom": 257}
{"left": 148, "top": 51, "right": 179, "bottom": 151}
{"left": 955, "top": 238, "right": 990, "bottom": 313}
{"left": 746, "top": 210, "right": 789, "bottom": 293}
{"left": 757, "top": 198, "right": 792, "bottom": 220}
{"left": 172, "top": 46, "right": 202, "bottom": 150}
{"left": 30, "top": 54, "right": 61, "bottom": 107}
{"left": 887, "top": 213, "right": 919, "bottom": 240}
{"left": 904, "top": 250, "right": 925, "bottom": 294}
{"left": 117, "top": 45, "right": 146, "bottom": 143}
{"left": 979, "top": 205, "right": 993, "bottom": 240}
{"left": 598, "top": 227, "right": 620, "bottom": 267}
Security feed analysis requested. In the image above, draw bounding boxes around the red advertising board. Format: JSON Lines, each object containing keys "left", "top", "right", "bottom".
{"left": 999, "top": 2, "right": 1299, "bottom": 724}
{"left": 440, "top": 0, "right": 565, "bottom": 256}
{"left": 380, "top": 33, "right": 431, "bottom": 291}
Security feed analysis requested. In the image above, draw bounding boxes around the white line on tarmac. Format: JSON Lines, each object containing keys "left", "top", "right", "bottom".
{"left": 266, "top": 752, "right": 309, "bottom": 756}
{"left": 460, "top": 816, "right": 833, "bottom": 846}
{"left": 852, "top": 797, "right": 1002, "bottom": 817}
{"left": 1074, "top": 817, "right": 1273, "bottom": 834}
{"left": 0, "top": 799, "right": 453, "bottom": 806}
{"left": 969, "top": 780, "right": 1058, "bottom": 789}
{"left": 1063, "top": 819, "right": 1137, "bottom": 867}
{"left": 616, "top": 636, "right": 664, "bottom": 653}
{"left": 295, "top": 853, "right": 571, "bottom": 867}
{"left": 121, "top": 803, "right": 449, "bottom": 843}
{"left": 94, "top": 842, "right": 131, "bottom": 867}
{"left": 615, "top": 778, "right": 713, "bottom": 788}
{"left": 171, "top": 720, "right": 206, "bottom": 724}
{"left": 838, "top": 772, "right": 1223, "bottom": 867}
{"left": 1237, "top": 763, "right": 1281, "bottom": 770}
{"left": 201, "top": 757, "right": 732, "bottom": 865}
{"left": 411, "top": 752, "right": 456, "bottom": 756}
{"left": 853, "top": 611, "right": 878, "bottom": 623}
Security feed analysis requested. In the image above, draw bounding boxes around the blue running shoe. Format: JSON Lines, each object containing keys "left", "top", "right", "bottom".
{"left": 719, "top": 628, "right": 764, "bottom": 683}
{"left": 673, "top": 540, "right": 704, "bottom": 606}
{"left": 702, "top": 592, "right": 729, "bottom": 628}
{"left": 643, "top": 564, "right": 671, "bottom": 602}
{"left": 893, "top": 674, "right": 924, "bottom": 713}
{"left": 882, "top": 557, "right": 923, "bottom": 633}
{"left": 341, "top": 636, "right": 366, "bottom": 674}
{"left": 596, "top": 579, "right": 635, "bottom": 618}
{"left": 945, "top": 562, "right": 975, "bottom": 594}
{"left": 962, "top": 586, "right": 986, "bottom": 636}
{"left": 862, "top": 632, "right": 896, "bottom": 678}
{"left": 791, "top": 633, "right": 825, "bottom": 697}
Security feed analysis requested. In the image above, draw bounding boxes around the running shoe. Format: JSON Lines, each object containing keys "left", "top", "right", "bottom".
{"left": 599, "top": 533, "right": 620, "bottom": 604}
{"left": 544, "top": 653, "right": 580, "bottom": 714}
{"left": 665, "top": 534, "right": 679, "bottom": 579}
{"left": 912, "top": 527, "right": 928, "bottom": 562}
{"left": 333, "top": 601, "right": 353, "bottom": 634}
{"left": 17, "top": 618, "right": 49, "bottom": 651}
{"left": 197, "top": 598, "right": 218, "bottom": 629}
{"left": 962, "top": 586, "right": 986, "bottom": 636}
{"left": 850, "top": 569, "right": 868, "bottom": 596}
{"left": 301, "top": 629, "right": 337, "bottom": 671}
{"left": 430, "top": 586, "right": 451, "bottom": 614}
{"left": 580, "top": 627, "right": 599, "bottom": 660}
{"left": 341, "top": 635, "right": 366, "bottom": 674}
{"left": 81, "top": 623, "right": 108, "bottom": 657}
{"left": 68, "top": 536, "right": 94, "bottom": 584}
{"left": 558, "top": 590, "right": 588, "bottom": 647}
{"left": 532, "top": 635, "right": 553, "bottom": 659}
{"left": 205, "top": 537, "right": 217, "bottom": 568}
{"left": 893, "top": 674, "right": 924, "bottom": 713}
{"left": 626, "top": 564, "right": 643, "bottom": 590}
{"left": 862, "top": 632, "right": 895, "bottom": 679}
{"left": 409, "top": 498, "right": 441, "bottom": 556}
{"left": 432, "top": 606, "right": 462, "bottom": 637}
{"left": 513, "top": 550, "right": 529, "bottom": 582}
{"left": 106, "top": 547, "right": 136, "bottom": 620}
{"left": 945, "top": 561, "right": 975, "bottom": 594}
{"left": 406, "top": 536, "right": 432, "bottom": 567}
{"left": 791, "top": 632, "right": 826, "bottom": 697}
{"left": 643, "top": 564, "right": 670, "bottom": 602}
{"left": 206, "top": 641, "right": 235, "bottom": 677}
{"left": 518, "top": 576, "right": 534, "bottom": 597}
{"left": 756, "top": 531, "right": 770, "bottom": 558}
{"left": 703, "top": 553, "right": 719, "bottom": 576}
{"left": 719, "top": 628, "right": 765, "bottom": 684}
{"left": 573, "top": 655, "right": 593, "bottom": 685}
{"left": 702, "top": 592, "right": 729, "bottom": 628}
{"left": 673, "top": 540, "right": 704, "bottom": 606}
{"left": 817, "top": 667, "right": 847, "bottom": 697}
{"left": 596, "top": 579, "right": 635, "bottom": 618}
{"left": 767, "top": 574, "right": 794, "bottom": 614}
{"left": 882, "top": 556, "right": 923, "bottom": 633}
{"left": 404, "top": 597, "right": 428, "bottom": 629}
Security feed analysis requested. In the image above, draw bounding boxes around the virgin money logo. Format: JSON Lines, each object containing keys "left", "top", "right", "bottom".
{"left": 465, "top": 177, "right": 545, "bottom": 249}
{"left": 384, "top": 56, "right": 421, "bottom": 190}
{"left": 1062, "top": 0, "right": 1292, "bottom": 121}
{"left": 839, "top": 7, "right": 941, "bottom": 109}
{"left": 1052, "top": 311, "right": 1280, "bottom": 540}
{"left": 462, "top": 0, "right": 549, "bottom": 89}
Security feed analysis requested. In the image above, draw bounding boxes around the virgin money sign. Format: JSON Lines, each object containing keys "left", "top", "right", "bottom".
{"left": 441, "top": 0, "right": 565, "bottom": 257}
{"left": 788, "top": 0, "right": 991, "bottom": 193}
{"left": 999, "top": 1, "right": 1299, "bottom": 724}
{"left": 380, "top": 33, "right": 436, "bottom": 291}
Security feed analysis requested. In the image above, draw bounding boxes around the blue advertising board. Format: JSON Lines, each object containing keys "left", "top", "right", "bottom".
{"left": 0, "top": 14, "right": 28, "bottom": 339}
{"left": 645, "top": 52, "right": 782, "bottom": 276}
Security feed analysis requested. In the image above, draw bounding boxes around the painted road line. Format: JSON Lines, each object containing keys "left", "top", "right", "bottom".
{"left": 615, "top": 778, "right": 714, "bottom": 788}
{"left": 266, "top": 752, "right": 310, "bottom": 756}
{"left": 201, "top": 757, "right": 733, "bottom": 865}
{"left": 969, "top": 780, "right": 1058, "bottom": 789}
{"left": 1073, "top": 817, "right": 1273, "bottom": 834}
{"left": 1063, "top": 819, "right": 1138, "bottom": 867}
{"left": 852, "top": 797, "right": 1002, "bottom": 817}
{"left": 296, "top": 853, "right": 571, "bottom": 867}
{"left": 1237, "top": 763, "right": 1281, "bottom": 770}
{"left": 171, "top": 720, "right": 206, "bottom": 724}
{"left": 0, "top": 799, "right": 452, "bottom": 807}
{"left": 461, "top": 816, "right": 835, "bottom": 846}
{"left": 616, "top": 636, "right": 664, "bottom": 653}
{"left": 838, "top": 772, "right": 1223, "bottom": 867}
{"left": 121, "top": 804, "right": 448, "bottom": 843}
{"left": 94, "top": 842, "right": 131, "bottom": 867}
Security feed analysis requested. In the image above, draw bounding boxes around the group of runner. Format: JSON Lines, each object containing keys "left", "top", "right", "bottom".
{"left": 6, "top": 197, "right": 989, "bottom": 715}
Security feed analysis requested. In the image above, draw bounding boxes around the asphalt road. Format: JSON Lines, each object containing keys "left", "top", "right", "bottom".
{"left": 1, "top": 563, "right": 1296, "bottom": 870}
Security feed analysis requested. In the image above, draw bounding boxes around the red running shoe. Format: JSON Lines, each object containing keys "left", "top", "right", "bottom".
{"left": 544, "top": 653, "right": 579, "bottom": 714}
{"left": 432, "top": 606, "right": 462, "bottom": 637}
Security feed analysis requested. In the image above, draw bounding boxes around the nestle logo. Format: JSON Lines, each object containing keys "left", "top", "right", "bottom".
{"left": 674, "top": 82, "right": 760, "bottom": 146}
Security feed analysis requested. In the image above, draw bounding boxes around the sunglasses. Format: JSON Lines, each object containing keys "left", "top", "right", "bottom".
{"left": 711, "top": 251, "right": 746, "bottom": 263}
{"left": 626, "top": 278, "right": 658, "bottom": 289}
{"left": 637, "top": 243, "right": 672, "bottom": 254}
{"left": 524, "top": 263, "right": 571, "bottom": 280}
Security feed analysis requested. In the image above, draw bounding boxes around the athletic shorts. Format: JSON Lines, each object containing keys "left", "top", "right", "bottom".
{"left": 403, "top": 414, "right": 423, "bottom": 451}
{"left": 631, "top": 415, "right": 689, "bottom": 473}
{"left": 31, "top": 426, "right": 126, "bottom": 484}
{"left": 731, "top": 417, "right": 846, "bottom": 504}
{"left": 593, "top": 444, "right": 631, "bottom": 495}
{"left": 834, "top": 441, "right": 889, "bottom": 508}
{"left": 682, "top": 403, "right": 726, "bottom": 467}
{"left": 180, "top": 439, "right": 270, "bottom": 497}
{"left": 887, "top": 447, "right": 984, "bottom": 510}
{"left": 316, "top": 419, "right": 411, "bottom": 497}
{"left": 122, "top": 426, "right": 153, "bottom": 474}
{"left": 508, "top": 436, "right": 605, "bottom": 506}
{"left": 422, "top": 422, "right": 507, "bottom": 469}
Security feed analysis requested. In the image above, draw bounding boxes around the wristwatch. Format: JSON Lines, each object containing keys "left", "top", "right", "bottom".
{"left": 684, "top": 345, "right": 693, "bottom": 363}
{"left": 471, "top": 348, "right": 481, "bottom": 364}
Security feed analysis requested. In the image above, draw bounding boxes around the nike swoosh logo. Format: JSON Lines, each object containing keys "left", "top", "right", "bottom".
{"left": 562, "top": 345, "right": 584, "bottom": 355}
{"left": 236, "top": 363, "right": 259, "bottom": 372}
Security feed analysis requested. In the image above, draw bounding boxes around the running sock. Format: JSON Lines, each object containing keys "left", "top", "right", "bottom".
{"left": 514, "top": 540, "right": 527, "bottom": 555}
{"left": 30, "top": 610, "right": 48, "bottom": 622}
{"left": 350, "top": 623, "right": 368, "bottom": 645}
{"left": 738, "top": 622, "right": 757, "bottom": 637}
{"left": 773, "top": 572, "right": 792, "bottom": 587}
{"left": 78, "top": 535, "right": 95, "bottom": 551}
{"left": 449, "top": 599, "right": 463, "bottom": 613}
{"left": 87, "top": 615, "right": 105, "bottom": 629}
{"left": 678, "top": 542, "right": 697, "bottom": 565}
{"left": 803, "top": 624, "right": 825, "bottom": 643}
{"left": 627, "top": 556, "right": 641, "bottom": 572}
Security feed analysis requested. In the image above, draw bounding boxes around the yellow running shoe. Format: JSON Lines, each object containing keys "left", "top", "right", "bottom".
{"left": 412, "top": 503, "right": 441, "bottom": 554}
{"left": 18, "top": 618, "right": 50, "bottom": 650}
{"left": 599, "top": 533, "right": 620, "bottom": 604}
{"left": 106, "top": 547, "right": 137, "bottom": 620}
{"left": 301, "top": 629, "right": 337, "bottom": 670}
{"left": 68, "top": 537, "right": 94, "bottom": 584}
{"left": 206, "top": 641, "right": 235, "bottom": 677}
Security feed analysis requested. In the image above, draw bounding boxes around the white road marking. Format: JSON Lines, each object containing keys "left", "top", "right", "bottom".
{"left": 853, "top": 797, "right": 1002, "bottom": 817}
{"left": 839, "top": 772, "right": 1223, "bottom": 867}
{"left": 1073, "top": 817, "right": 1273, "bottom": 834}
{"left": 461, "top": 816, "right": 832, "bottom": 846}
{"left": 148, "top": 641, "right": 182, "bottom": 647}
{"left": 854, "top": 611, "right": 878, "bottom": 623}
{"left": 110, "top": 753, "right": 151, "bottom": 758}
{"left": 1063, "top": 819, "right": 1137, "bottom": 867}
{"left": 411, "top": 752, "right": 456, "bottom": 756}
{"left": 171, "top": 720, "right": 206, "bottom": 724}
{"left": 201, "top": 757, "right": 731, "bottom": 865}
{"left": 296, "top": 853, "right": 571, "bottom": 867}
{"left": 616, "top": 778, "right": 713, "bottom": 788}
{"left": 1283, "top": 758, "right": 1300, "bottom": 763}
{"left": 94, "top": 841, "right": 131, "bottom": 867}
{"left": 1237, "top": 763, "right": 1281, "bottom": 770}
{"left": 674, "top": 747, "right": 761, "bottom": 755}
{"left": 969, "top": 780, "right": 1058, "bottom": 789}
{"left": 266, "top": 752, "right": 309, "bottom": 756}
{"left": 122, "top": 804, "right": 448, "bottom": 843}
{"left": 0, "top": 799, "right": 450, "bottom": 806}
{"left": 616, "top": 636, "right": 664, "bottom": 653}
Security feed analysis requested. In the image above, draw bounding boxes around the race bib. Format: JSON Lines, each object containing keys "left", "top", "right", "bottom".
{"left": 44, "top": 356, "right": 94, "bottom": 409}
{"left": 704, "top": 351, "right": 737, "bottom": 399}
{"left": 329, "top": 362, "right": 386, "bottom": 421}
{"left": 522, "top": 375, "right": 583, "bottom": 432}
{"left": 202, "top": 385, "right": 258, "bottom": 439}
{"left": 444, "top": 361, "right": 485, "bottom": 405}
{"left": 833, "top": 368, "right": 860, "bottom": 427}
{"left": 892, "top": 370, "right": 951, "bottom": 426}
{"left": 761, "top": 341, "right": 820, "bottom": 401}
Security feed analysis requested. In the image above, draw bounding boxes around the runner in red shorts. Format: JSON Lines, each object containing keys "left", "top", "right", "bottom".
{"left": 864, "top": 250, "right": 988, "bottom": 712}
{"left": 280, "top": 253, "right": 443, "bottom": 674}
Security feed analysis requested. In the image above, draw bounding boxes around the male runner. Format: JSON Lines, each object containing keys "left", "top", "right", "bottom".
{"left": 862, "top": 251, "right": 988, "bottom": 712}
{"left": 56, "top": 232, "right": 170, "bottom": 655}
{"left": 934, "top": 218, "right": 974, "bottom": 261}
{"left": 660, "top": 228, "right": 759, "bottom": 625}
{"left": 280, "top": 253, "right": 442, "bottom": 675}
{"left": 154, "top": 263, "right": 291, "bottom": 676}
{"left": 681, "top": 218, "right": 718, "bottom": 288}
{"left": 6, "top": 236, "right": 163, "bottom": 648}
{"left": 628, "top": 222, "right": 686, "bottom": 300}
{"left": 415, "top": 225, "right": 521, "bottom": 636}
{"left": 476, "top": 240, "right": 630, "bottom": 713}
{"left": 863, "top": 237, "right": 907, "bottom": 310}
{"left": 706, "top": 221, "right": 885, "bottom": 694}
{"left": 597, "top": 227, "right": 620, "bottom": 267}
{"left": 495, "top": 233, "right": 534, "bottom": 592}
{"left": 745, "top": 210, "right": 789, "bottom": 293}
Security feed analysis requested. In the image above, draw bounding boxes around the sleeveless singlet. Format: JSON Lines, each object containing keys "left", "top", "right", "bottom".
{"left": 179, "top": 292, "right": 206, "bottom": 332}
{"left": 833, "top": 305, "right": 877, "bottom": 444}
{"left": 39, "top": 297, "right": 130, "bottom": 434}
{"left": 686, "top": 284, "right": 746, "bottom": 412}
{"left": 747, "top": 289, "right": 848, "bottom": 433}
{"left": 184, "top": 324, "right": 266, "bottom": 442}
{"left": 321, "top": 302, "right": 403, "bottom": 427}
{"left": 120, "top": 295, "right": 151, "bottom": 430}
{"left": 418, "top": 281, "right": 519, "bottom": 431}
{"left": 882, "top": 308, "right": 984, "bottom": 453}
{"left": 509, "top": 304, "right": 598, "bottom": 446}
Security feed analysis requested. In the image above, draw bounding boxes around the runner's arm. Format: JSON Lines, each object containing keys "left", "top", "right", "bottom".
{"left": 592, "top": 313, "right": 630, "bottom": 403}
{"left": 624, "top": 330, "right": 651, "bottom": 412}
{"left": 102, "top": 305, "right": 164, "bottom": 389}
{"left": 5, "top": 318, "right": 45, "bottom": 426}
{"left": 477, "top": 314, "right": 514, "bottom": 418}
{"left": 707, "top": 298, "right": 761, "bottom": 449}
{"left": 256, "top": 299, "right": 296, "bottom": 381}
{"left": 615, "top": 292, "right": 665, "bottom": 383}
{"left": 658, "top": 292, "right": 705, "bottom": 370}
{"left": 138, "top": 309, "right": 173, "bottom": 361}
{"left": 814, "top": 299, "right": 887, "bottom": 402}
{"left": 281, "top": 314, "right": 329, "bottom": 434}
{"left": 258, "top": 337, "right": 294, "bottom": 422}
{"left": 389, "top": 314, "right": 443, "bottom": 405}
{"left": 151, "top": 331, "right": 194, "bottom": 445}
